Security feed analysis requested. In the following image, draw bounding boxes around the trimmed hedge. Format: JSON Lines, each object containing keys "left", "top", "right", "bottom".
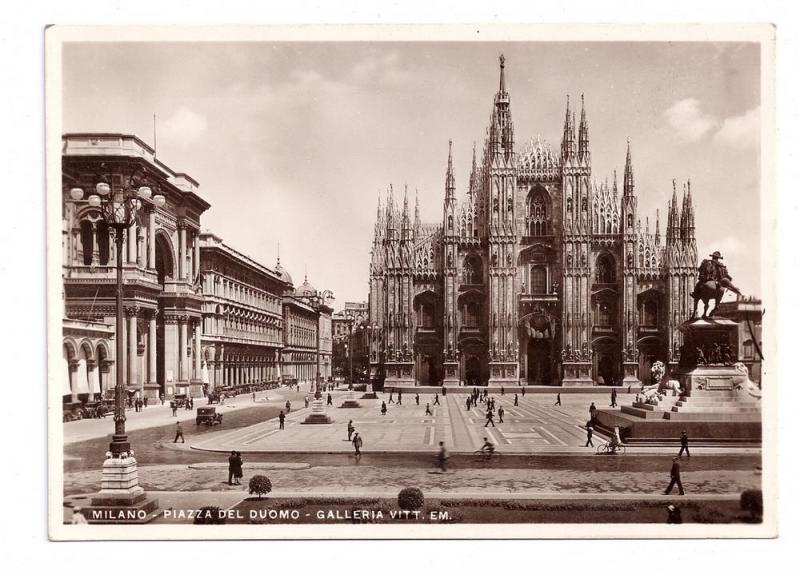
{"left": 397, "top": 487, "right": 425, "bottom": 511}
{"left": 249, "top": 475, "right": 273, "bottom": 499}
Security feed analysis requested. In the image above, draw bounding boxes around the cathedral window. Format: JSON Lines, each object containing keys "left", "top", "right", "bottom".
{"left": 530, "top": 265, "right": 548, "bottom": 294}
{"left": 628, "top": 214, "right": 634, "bottom": 228}
{"left": 463, "top": 255, "right": 483, "bottom": 285}
{"left": 595, "top": 254, "right": 615, "bottom": 284}
{"left": 419, "top": 303, "right": 435, "bottom": 329}
{"left": 743, "top": 339, "right": 753, "bottom": 359}
{"left": 463, "top": 302, "right": 480, "bottom": 328}
{"left": 526, "top": 187, "right": 551, "bottom": 236}
{"left": 567, "top": 197, "right": 573, "bottom": 212}
{"left": 597, "top": 300, "right": 613, "bottom": 327}
{"left": 80, "top": 220, "right": 93, "bottom": 265}
{"left": 642, "top": 301, "right": 658, "bottom": 327}
{"left": 448, "top": 215, "right": 453, "bottom": 230}
{"left": 97, "top": 221, "right": 110, "bottom": 265}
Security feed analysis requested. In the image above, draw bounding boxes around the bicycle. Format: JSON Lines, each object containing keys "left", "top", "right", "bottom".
{"left": 473, "top": 448, "right": 498, "bottom": 462}
{"left": 596, "top": 442, "right": 626, "bottom": 455}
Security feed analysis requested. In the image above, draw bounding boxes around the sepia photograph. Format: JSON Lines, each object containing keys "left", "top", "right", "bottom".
{"left": 45, "top": 24, "right": 776, "bottom": 540}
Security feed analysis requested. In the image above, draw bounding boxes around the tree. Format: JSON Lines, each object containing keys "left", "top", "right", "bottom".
{"left": 248, "top": 475, "right": 273, "bottom": 499}
{"left": 397, "top": 487, "right": 424, "bottom": 512}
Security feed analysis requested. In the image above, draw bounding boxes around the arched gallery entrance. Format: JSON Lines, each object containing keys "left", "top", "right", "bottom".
{"left": 155, "top": 233, "right": 175, "bottom": 394}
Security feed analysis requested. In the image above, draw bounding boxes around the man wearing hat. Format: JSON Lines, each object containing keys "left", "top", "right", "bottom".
{"left": 698, "top": 251, "right": 741, "bottom": 296}
{"left": 663, "top": 457, "right": 685, "bottom": 495}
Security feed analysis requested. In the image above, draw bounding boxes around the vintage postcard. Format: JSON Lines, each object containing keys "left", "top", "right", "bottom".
{"left": 46, "top": 24, "right": 776, "bottom": 539}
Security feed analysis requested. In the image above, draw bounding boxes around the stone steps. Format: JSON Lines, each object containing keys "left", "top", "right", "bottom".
{"left": 671, "top": 405, "right": 760, "bottom": 414}
{"left": 663, "top": 411, "right": 762, "bottom": 421}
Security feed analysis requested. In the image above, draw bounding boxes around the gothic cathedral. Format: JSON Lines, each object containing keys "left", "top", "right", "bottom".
{"left": 368, "top": 56, "right": 697, "bottom": 388}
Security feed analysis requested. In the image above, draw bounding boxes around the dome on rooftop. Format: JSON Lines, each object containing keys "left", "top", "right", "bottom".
{"left": 274, "top": 259, "right": 293, "bottom": 285}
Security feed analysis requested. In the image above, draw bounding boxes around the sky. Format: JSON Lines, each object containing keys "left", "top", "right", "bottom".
{"left": 62, "top": 41, "right": 762, "bottom": 308}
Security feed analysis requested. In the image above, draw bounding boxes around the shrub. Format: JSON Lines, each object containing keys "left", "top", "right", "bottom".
{"left": 249, "top": 475, "right": 273, "bottom": 499}
{"left": 740, "top": 489, "right": 763, "bottom": 521}
{"left": 193, "top": 506, "right": 226, "bottom": 524}
{"left": 397, "top": 487, "right": 425, "bottom": 511}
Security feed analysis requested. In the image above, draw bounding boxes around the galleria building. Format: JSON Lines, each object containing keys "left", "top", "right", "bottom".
{"left": 61, "top": 134, "right": 332, "bottom": 404}
{"left": 369, "top": 56, "right": 699, "bottom": 387}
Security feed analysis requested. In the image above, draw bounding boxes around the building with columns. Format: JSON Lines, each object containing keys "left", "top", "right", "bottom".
{"left": 198, "top": 232, "right": 290, "bottom": 392}
{"left": 716, "top": 297, "right": 763, "bottom": 386}
{"left": 368, "top": 56, "right": 698, "bottom": 388}
{"left": 62, "top": 133, "right": 210, "bottom": 401}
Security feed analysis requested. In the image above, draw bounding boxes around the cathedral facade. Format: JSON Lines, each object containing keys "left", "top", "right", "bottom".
{"left": 368, "top": 56, "right": 698, "bottom": 387}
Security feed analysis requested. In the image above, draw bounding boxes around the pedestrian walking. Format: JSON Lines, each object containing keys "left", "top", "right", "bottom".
{"left": 483, "top": 389, "right": 488, "bottom": 401}
{"left": 143, "top": 397, "right": 148, "bottom": 408}
{"left": 514, "top": 394, "right": 519, "bottom": 406}
{"left": 554, "top": 393, "right": 562, "bottom": 406}
{"left": 352, "top": 433, "right": 363, "bottom": 458}
{"left": 171, "top": 401, "right": 177, "bottom": 417}
{"left": 666, "top": 504, "right": 683, "bottom": 524}
{"left": 521, "top": 386, "right": 526, "bottom": 397}
{"left": 347, "top": 420, "right": 354, "bottom": 441}
{"left": 304, "top": 395, "right": 309, "bottom": 408}
{"left": 589, "top": 402, "right": 597, "bottom": 418}
{"left": 173, "top": 421, "right": 185, "bottom": 443}
{"left": 436, "top": 441, "right": 449, "bottom": 473}
{"left": 584, "top": 422, "right": 594, "bottom": 447}
{"left": 498, "top": 406, "right": 505, "bottom": 423}
{"left": 278, "top": 410, "right": 286, "bottom": 430}
{"left": 433, "top": 394, "right": 440, "bottom": 406}
{"left": 415, "top": 393, "right": 420, "bottom": 405}
{"left": 233, "top": 451, "right": 243, "bottom": 485}
{"left": 490, "top": 397, "right": 496, "bottom": 411}
{"left": 381, "top": 401, "right": 387, "bottom": 415}
{"left": 327, "top": 393, "right": 333, "bottom": 406}
{"left": 227, "top": 450, "right": 237, "bottom": 485}
{"left": 663, "top": 457, "right": 685, "bottom": 495}
{"left": 388, "top": 391, "right": 394, "bottom": 404}
{"left": 484, "top": 409, "right": 495, "bottom": 427}
{"left": 611, "top": 388, "right": 618, "bottom": 408}
{"left": 160, "top": 394, "right": 165, "bottom": 406}
{"left": 466, "top": 397, "right": 471, "bottom": 411}
{"left": 678, "top": 431, "right": 691, "bottom": 458}
{"left": 425, "top": 403, "right": 432, "bottom": 416}
{"left": 500, "top": 386, "right": 505, "bottom": 395}
{"left": 397, "top": 393, "right": 402, "bottom": 405}
{"left": 252, "top": 392, "right": 256, "bottom": 402}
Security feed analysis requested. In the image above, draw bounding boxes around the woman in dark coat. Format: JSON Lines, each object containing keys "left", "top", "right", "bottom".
{"left": 233, "top": 451, "right": 244, "bottom": 485}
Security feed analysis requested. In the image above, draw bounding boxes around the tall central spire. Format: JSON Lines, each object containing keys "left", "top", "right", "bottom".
{"left": 490, "top": 54, "right": 513, "bottom": 158}
{"left": 578, "top": 94, "right": 590, "bottom": 162}
{"left": 499, "top": 53, "right": 507, "bottom": 95}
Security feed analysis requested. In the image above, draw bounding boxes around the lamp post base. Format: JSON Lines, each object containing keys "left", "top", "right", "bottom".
{"left": 89, "top": 455, "right": 160, "bottom": 523}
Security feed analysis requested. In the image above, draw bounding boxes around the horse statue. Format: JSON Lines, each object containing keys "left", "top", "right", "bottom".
{"left": 691, "top": 251, "right": 742, "bottom": 319}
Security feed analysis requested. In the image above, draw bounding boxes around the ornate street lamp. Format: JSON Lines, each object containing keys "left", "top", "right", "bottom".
{"left": 70, "top": 166, "right": 165, "bottom": 457}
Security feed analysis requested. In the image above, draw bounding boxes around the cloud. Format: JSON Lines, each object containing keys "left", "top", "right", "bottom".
{"left": 160, "top": 107, "right": 208, "bottom": 147}
{"left": 704, "top": 235, "right": 746, "bottom": 258}
{"left": 663, "top": 98, "right": 716, "bottom": 142}
{"left": 713, "top": 106, "right": 760, "bottom": 149}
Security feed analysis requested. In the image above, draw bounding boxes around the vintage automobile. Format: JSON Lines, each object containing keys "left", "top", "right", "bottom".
{"left": 173, "top": 394, "right": 189, "bottom": 408}
{"left": 196, "top": 406, "right": 223, "bottom": 426}
{"left": 207, "top": 390, "right": 223, "bottom": 404}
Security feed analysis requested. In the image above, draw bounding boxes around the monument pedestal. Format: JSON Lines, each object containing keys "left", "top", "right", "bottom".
{"left": 339, "top": 390, "right": 361, "bottom": 408}
{"left": 595, "top": 317, "right": 761, "bottom": 443}
{"left": 88, "top": 456, "right": 160, "bottom": 524}
{"left": 142, "top": 383, "right": 161, "bottom": 401}
{"left": 621, "top": 361, "right": 641, "bottom": 388}
{"left": 302, "top": 398, "right": 333, "bottom": 424}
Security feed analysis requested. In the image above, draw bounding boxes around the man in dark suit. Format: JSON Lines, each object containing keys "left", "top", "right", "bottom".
{"left": 278, "top": 410, "right": 286, "bottom": 430}
{"left": 227, "top": 451, "right": 237, "bottom": 485}
{"left": 352, "top": 433, "right": 363, "bottom": 458}
{"left": 664, "top": 457, "right": 685, "bottom": 495}
{"left": 589, "top": 402, "right": 597, "bottom": 418}
{"left": 678, "top": 431, "right": 690, "bottom": 458}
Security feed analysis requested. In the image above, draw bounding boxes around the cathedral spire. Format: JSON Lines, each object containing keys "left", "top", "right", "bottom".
{"left": 685, "top": 179, "right": 695, "bottom": 241}
{"left": 498, "top": 53, "right": 507, "bottom": 95}
{"left": 623, "top": 137, "right": 634, "bottom": 195}
{"left": 578, "top": 93, "right": 590, "bottom": 162}
{"left": 445, "top": 139, "right": 456, "bottom": 201}
{"left": 414, "top": 188, "right": 420, "bottom": 229}
{"left": 468, "top": 141, "right": 477, "bottom": 198}
{"left": 680, "top": 182, "right": 688, "bottom": 241}
{"left": 561, "top": 95, "right": 576, "bottom": 161}
{"left": 655, "top": 209, "right": 661, "bottom": 245}
{"left": 612, "top": 169, "right": 618, "bottom": 199}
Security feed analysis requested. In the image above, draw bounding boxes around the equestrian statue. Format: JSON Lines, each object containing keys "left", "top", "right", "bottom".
{"left": 691, "top": 251, "right": 742, "bottom": 319}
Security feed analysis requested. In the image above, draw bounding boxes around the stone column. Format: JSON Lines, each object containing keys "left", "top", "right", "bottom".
{"left": 136, "top": 227, "right": 144, "bottom": 267}
{"left": 127, "top": 220, "right": 137, "bottom": 265}
{"left": 179, "top": 317, "right": 188, "bottom": 381}
{"left": 148, "top": 314, "right": 157, "bottom": 383}
{"left": 193, "top": 320, "right": 201, "bottom": 380}
{"left": 91, "top": 224, "right": 99, "bottom": 266}
{"left": 127, "top": 307, "right": 138, "bottom": 387}
{"left": 178, "top": 221, "right": 187, "bottom": 280}
{"left": 68, "top": 360, "right": 79, "bottom": 403}
{"left": 193, "top": 231, "right": 200, "bottom": 279}
{"left": 147, "top": 209, "right": 156, "bottom": 270}
{"left": 87, "top": 362, "right": 98, "bottom": 401}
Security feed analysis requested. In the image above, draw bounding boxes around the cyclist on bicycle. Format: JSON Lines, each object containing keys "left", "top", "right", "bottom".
{"left": 479, "top": 437, "right": 495, "bottom": 459}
